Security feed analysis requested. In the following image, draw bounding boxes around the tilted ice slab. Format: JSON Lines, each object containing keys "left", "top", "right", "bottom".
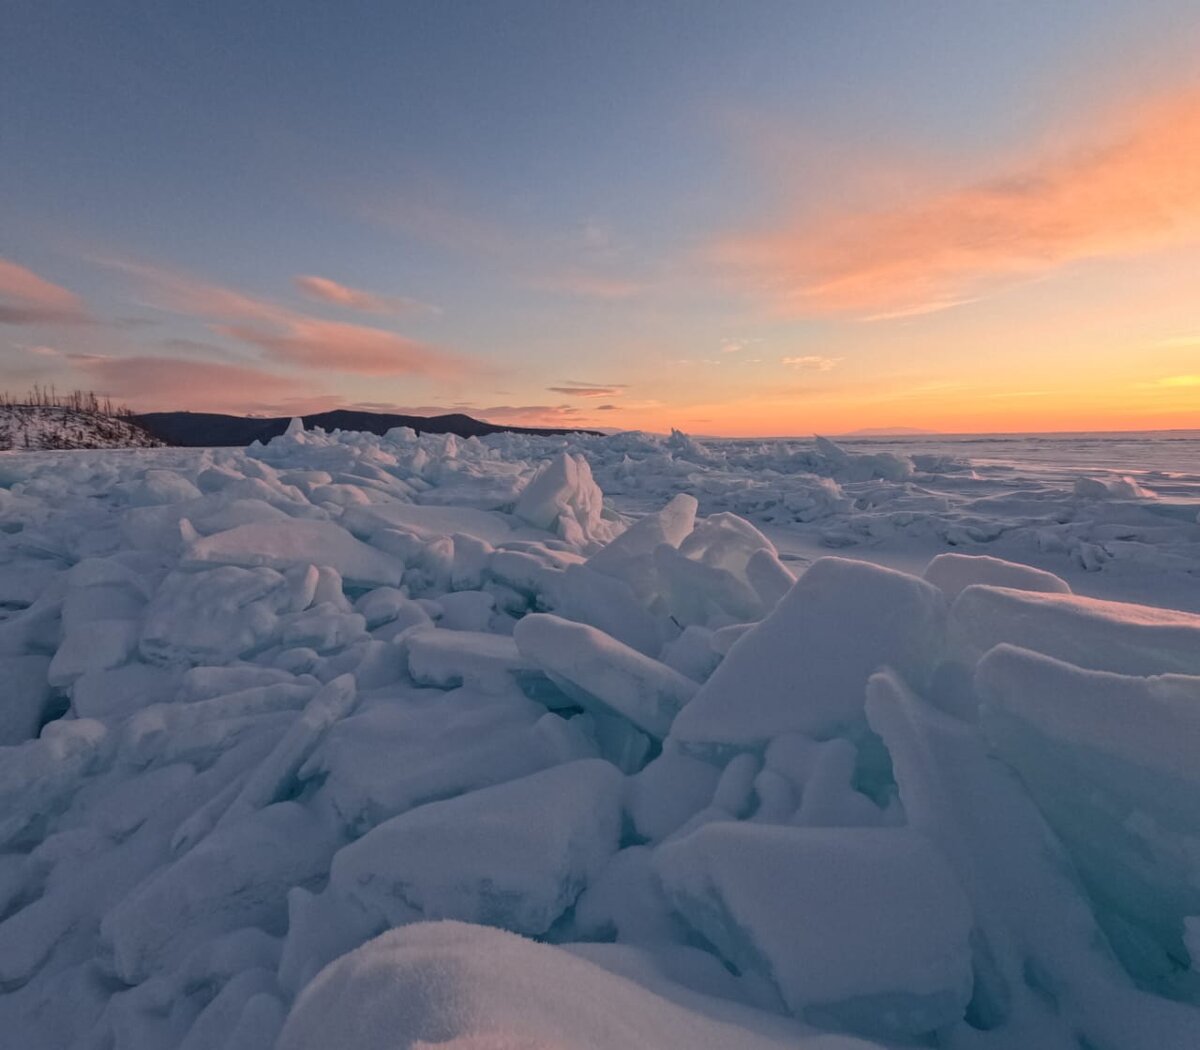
{"left": 923, "top": 552, "right": 1071, "bottom": 603}
{"left": 140, "top": 565, "right": 299, "bottom": 667}
{"left": 514, "top": 612, "right": 698, "bottom": 738}
{"left": 101, "top": 800, "right": 341, "bottom": 984}
{"left": 654, "top": 822, "right": 974, "bottom": 1041}
{"left": 406, "top": 627, "right": 533, "bottom": 690}
{"left": 867, "top": 667, "right": 1200, "bottom": 1048}
{"left": 330, "top": 759, "right": 624, "bottom": 936}
{"left": 977, "top": 644, "right": 1200, "bottom": 999}
{"left": 184, "top": 519, "right": 405, "bottom": 589}
{"left": 0, "top": 719, "right": 109, "bottom": 849}
{"left": 306, "top": 689, "right": 594, "bottom": 833}
{"left": 950, "top": 585, "right": 1200, "bottom": 676}
{"left": 671, "top": 557, "right": 947, "bottom": 751}
{"left": 278, "top": 921, "right": 876, "bottom": 1050}
{"left": 341, "top": 500, "right": 535, "bottom": 546}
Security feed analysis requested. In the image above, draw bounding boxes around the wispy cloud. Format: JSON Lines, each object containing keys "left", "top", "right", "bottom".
{"left": 546, "top": 380, "right": 629, "bottom": 398}
{"left": 861, "top": 298, "right": 980, "bottom": 322}
{"left": 781, "top": 355, "right": 841, "bottom": 371}
{"left": 99, "top": 258, "right": 475, "bottom": 378}
{"left": 0, "top": 257, "right": 90, "bottom": 325}
{"left": 713, "top": 87, "right": 1200, "bottom": 318}
{"left": 360, "top": 401, "right": 598, "bottom": 427}
{"left": 720, "top": 337, "right": 764, "bottom": 354}
{"left": 215, "top": 318, "right": 467, "bottom": 378}
{"left": 161, "top": 336, "right": 238, "bottom": 356}
{"left": 1154, "top": 374, "right": 1200, "bottom": 387}
{"left": 293, "top": 275, "right": 437, "bottom": 316}
{"left": 477, "top": 404, "right": 586, "bottom": 424}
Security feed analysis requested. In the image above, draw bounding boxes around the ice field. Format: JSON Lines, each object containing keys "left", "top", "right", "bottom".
{"left": 1, "top": 423, "right": 1199, "bottom": 1049}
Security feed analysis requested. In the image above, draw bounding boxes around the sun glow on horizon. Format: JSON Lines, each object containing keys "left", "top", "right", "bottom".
{"left": 2, "top": 5, "right": 1198, "bottom": 435}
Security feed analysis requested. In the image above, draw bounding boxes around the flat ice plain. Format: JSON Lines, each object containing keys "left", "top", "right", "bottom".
{"left": 1, "top": 423, "right": 1199, "bottom": 1049}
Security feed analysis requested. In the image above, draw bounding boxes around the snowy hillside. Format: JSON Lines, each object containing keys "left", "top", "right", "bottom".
{"left": 0, "top": 403, "right": 164, "bottom": 450}
{"left": 1, "top": 424, "right": 1199, "bottom": 1048}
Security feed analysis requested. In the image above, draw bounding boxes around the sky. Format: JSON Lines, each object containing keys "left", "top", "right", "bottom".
{"left": 3, "top": 1, "right": 1200, "bottom": 436}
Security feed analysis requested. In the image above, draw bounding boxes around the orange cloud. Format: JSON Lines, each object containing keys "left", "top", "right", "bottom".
{"left": 293, "top": 275, "right": 436, "bottom": 316}
{"left": 102, "top": 259, "right": 473, "bottom": 378}
{"left": 714, "top": 87, "right": 1200, "bottom": 317}
{"left": 0, "top": 257, "right": 90, "bottom": 325}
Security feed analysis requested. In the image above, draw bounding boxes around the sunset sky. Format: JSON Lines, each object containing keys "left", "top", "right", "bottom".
{"left": 3, "top": 1, "right": 1199, "bottom": 435}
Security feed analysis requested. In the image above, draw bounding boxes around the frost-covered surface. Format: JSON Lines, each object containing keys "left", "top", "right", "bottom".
{"left": 1, "top": 423, "right": 1200, "bottom": 1049}
{"left": 0, "top": 404, "right": 163, "bottom": 451}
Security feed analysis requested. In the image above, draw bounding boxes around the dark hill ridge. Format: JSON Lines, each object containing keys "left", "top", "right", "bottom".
{"left": 133, "top": 409, "right": 602, "bottom": 447}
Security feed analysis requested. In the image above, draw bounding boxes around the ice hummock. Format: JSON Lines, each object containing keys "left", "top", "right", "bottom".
{"left": 0, "top": 424, "right": 1198, "bottom": 1050}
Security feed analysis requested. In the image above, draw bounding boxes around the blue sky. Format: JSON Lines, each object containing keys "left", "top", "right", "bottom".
{"left": 3, "top": 2, "right": 1199, "bottom": 432}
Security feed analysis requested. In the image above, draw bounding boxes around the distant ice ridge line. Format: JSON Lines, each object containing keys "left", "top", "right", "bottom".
{"left": 0, "top": 421, "right": 1197, "bottom": 1047}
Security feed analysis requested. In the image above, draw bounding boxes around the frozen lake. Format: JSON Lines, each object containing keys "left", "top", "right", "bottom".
{"left": 599, "top": 430, "right": 1200, "bottom": 612}
{"left": 1, "top": 425, "right": 1199, "bottom": 1049}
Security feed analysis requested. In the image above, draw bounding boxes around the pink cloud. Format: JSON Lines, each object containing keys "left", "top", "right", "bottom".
{"left": 101, "top": 259, "right": 475, "bottom": 377}
{"left": 361, "top": 402, "right": 598, "bottom": 427}
{"left": 476, "top": 404, "right": 590, "bottom": 426}
{"left": 293, "top": 275, "right": 437, "bottom": 316}
{"left": 68, "top": 354, "right": 331, "bottom": 414}
{"left": 0, "top": 257, "right": 90, "bottom": 325}
{"left": 215, "top": 317, "right": 469, "bottom": 378}
{"left": 99, "top": 257, "right": 286, "bottom": 323}
{"left": 712, "top": 87, "right": 1200, "bottom": 317}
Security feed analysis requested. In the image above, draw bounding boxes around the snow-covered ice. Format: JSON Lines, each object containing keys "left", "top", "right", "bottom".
{"left": 329, "top": 758, "right": 623, "bottom": 936}
{"left": 654, "top": 822, "right": 974, "bottom": 1040}
{"left": 1, "top": 424, "right": 1200, "bottom": 1049}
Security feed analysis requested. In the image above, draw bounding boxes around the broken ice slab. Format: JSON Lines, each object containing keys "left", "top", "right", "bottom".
{"left": 514, "top": 612, "right": 698, "bottom": 738}
{"left": 330, "top": 759, "right": 623, "bottom": 936}
{"left": 654, "top": 821, "right": 973, "bottom": 1042}
{"left": 978, "top": 644, "right": 1200, "bottom": 1000}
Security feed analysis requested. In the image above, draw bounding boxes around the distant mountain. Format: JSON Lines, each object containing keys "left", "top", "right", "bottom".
{"left": 133, "top": 409, "right": 602, "bottom": 447}
{"left": 0, "top": 404, "right": 164, "bottom": 451}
